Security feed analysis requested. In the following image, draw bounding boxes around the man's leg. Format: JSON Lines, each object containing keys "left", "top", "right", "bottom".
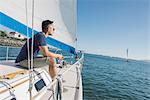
{"left": 48, "top": 57, "right": 56, "bottom": 80}
{"left": 19, "top": 57, "right": 57, "bottom": 80}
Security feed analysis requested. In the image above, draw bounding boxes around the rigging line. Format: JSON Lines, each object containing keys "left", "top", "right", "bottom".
{"left": 31, "top": 0, "right": 35, "bottom": 71}
{"left": 27, "top": 0, "right": 35, "bottom": 99}
{"left": 30, "top": 0, "right": 35, "bottom": 99}
{"left": 25, "top": 0, "right": 32, "bottom": 99}
{"left": 25, "top": 0, "right": 30, "bottom": 72}
{"left": 75, "top": 0, "right": 77, "bottom": 51}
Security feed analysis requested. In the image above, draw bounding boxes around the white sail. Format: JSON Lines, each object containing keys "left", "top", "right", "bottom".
{"left": 0, "top": 0, "right": 77, "bottom": 54}
{"left": 0, "top": 1, "right": 84, "bottom": 100}
{"left": 59, "top": 0, "right": 77, "bottom": 42}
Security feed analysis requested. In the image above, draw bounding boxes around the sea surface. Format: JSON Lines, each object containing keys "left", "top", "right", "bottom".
{"left": 82, "top": 53, "right": 150, "bottom": 100}
{"left": 0, "top": 47, "right": 150, "bottom": 100}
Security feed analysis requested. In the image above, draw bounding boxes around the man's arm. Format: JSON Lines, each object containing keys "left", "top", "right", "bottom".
{"left": 39, "top": 46, "right": 63, "bottom": 60}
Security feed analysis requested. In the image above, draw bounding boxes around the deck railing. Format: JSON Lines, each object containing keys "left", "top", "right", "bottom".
{"left": 32, "top": 53, "right": 84, "bottom": 100}
{"left": 0, "top": 45, "right": 81, "bottom": 64}
{"left": 0, "top": 45, "right": 84, "bottom": 100}
{"left": 0, "top": 46, "right": 21, "bottom": 61}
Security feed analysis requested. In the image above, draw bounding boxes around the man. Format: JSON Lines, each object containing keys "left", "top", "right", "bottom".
{"left": 15, "top": 20, "right": 63, "bottom": 80}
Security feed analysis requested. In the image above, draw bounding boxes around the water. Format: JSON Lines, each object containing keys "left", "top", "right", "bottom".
{"left": 1, "top": 47, "right": 150, "bottom": 100}
{"left": 82, "top": 53, "right": 150, "bottom": 100}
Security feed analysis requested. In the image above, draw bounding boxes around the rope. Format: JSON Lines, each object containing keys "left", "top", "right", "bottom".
{"left": 56, "top": 75, "right": 63, "bottom": 100}
{"left": 31, "top": 0, "right": 35, "bottom": 70}
{"left": 29, "top": 0, "right": 35, "bottom": 99}
{"left": 0, "top": 81, "right": 16, "bottom": 99}
{"left": 25, "top": 0, "right": 35, "bottom": 99}
{"left": 75, "top": 65, "right": 81, "bottom": 89}
{"left": 43, "top": 53, "right": 83, "bottom": 99}
{"left": 25, "top": 0, "right": 30, "bottom": 71}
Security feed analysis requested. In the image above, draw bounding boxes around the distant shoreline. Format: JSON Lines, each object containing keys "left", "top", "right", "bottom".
{"left": 0, "top": 37, "right": 25, "bottom": 47}
{"left": 85, "top": 53, "right": 150, "bottom": 62}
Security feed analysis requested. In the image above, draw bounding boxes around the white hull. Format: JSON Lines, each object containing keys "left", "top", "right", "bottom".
{"left": 0, "top": 54, "right": 84, "bottom": 100}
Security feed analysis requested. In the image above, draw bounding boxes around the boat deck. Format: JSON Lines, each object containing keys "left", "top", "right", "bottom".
{"left": 0, "top": 59, "right": 83, "bottom": 100}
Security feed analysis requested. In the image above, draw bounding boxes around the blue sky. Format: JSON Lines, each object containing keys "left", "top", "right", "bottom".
{"left": 77, "top": 0, "right": 149, "bottom": 60}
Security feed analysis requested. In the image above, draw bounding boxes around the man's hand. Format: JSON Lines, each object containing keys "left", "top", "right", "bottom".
{"left": 57, "top": 54, "right": 64, "bottom": 60}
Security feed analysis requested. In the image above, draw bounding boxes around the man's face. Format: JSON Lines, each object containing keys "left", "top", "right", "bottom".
{"left": 47, "top": 24, "right": 55, "bottom": 35}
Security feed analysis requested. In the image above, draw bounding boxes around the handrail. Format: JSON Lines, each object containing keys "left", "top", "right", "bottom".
{"left": 32, "top": 54, "right": 84, "bottom": 100}
{"left": 6, "top": 47, "right": 9, "bottom": 61}
{"left": 0, "top": 46, "right": 70, "bottom": 61}
{"left": 54, "top": 54, "right": 84, "bottom": 100}
{"left": 0, "top": 46, "right": 21, "bottom": 61}
{"left": 47, "top": 54, "right": 84, "bottom": 90}
{"left": 0, "top": 45, "right": 21, "bottom": 48}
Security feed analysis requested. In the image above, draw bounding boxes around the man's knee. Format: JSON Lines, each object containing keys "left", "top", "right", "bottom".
{"left": 48, "top": 58, "right": 55, "bottom": 65}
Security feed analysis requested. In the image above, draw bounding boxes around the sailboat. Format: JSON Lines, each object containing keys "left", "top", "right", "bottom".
{"left": 126, "top": 48, "right": 129, "bottom": 62}
{"left": 0, "top": 0, "right": 84, "bottom": 100}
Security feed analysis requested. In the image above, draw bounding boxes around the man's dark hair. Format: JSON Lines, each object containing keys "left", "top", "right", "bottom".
{"left": 42, "top": 20, "right": 53, "bottom": 33}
